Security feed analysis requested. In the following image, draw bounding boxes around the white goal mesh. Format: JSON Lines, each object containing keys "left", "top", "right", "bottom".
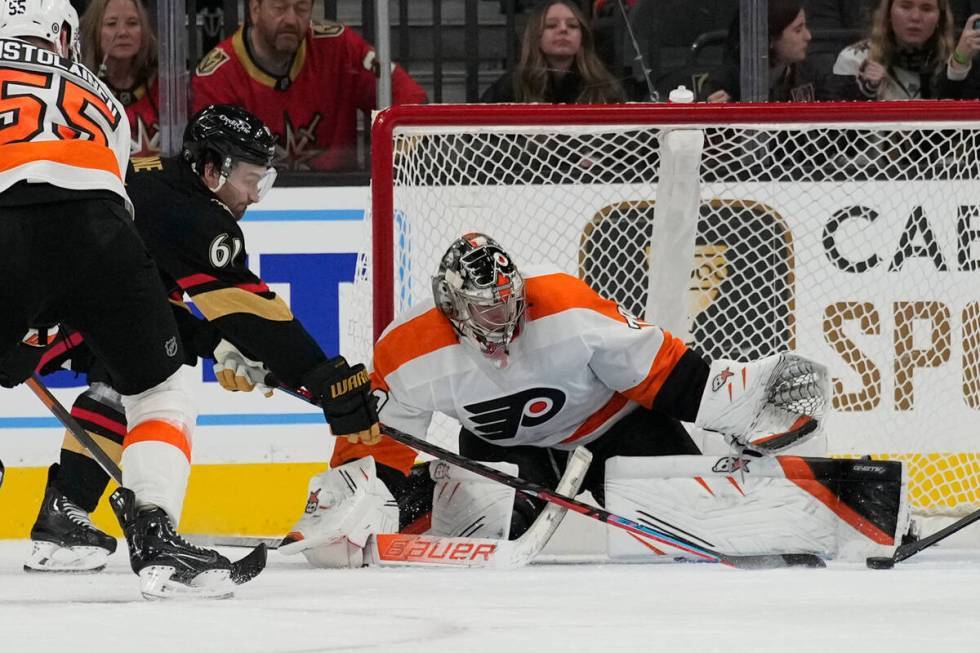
{"left": 352, "top": 102, "right": 980, "bottom": 517}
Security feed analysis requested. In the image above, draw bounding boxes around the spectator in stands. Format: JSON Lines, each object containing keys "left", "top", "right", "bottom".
{"left": 80, "top": 0, "right": 160, "bottom": 156}
{"left": 806, "top": 0, "right": 878, "bottom": 31}
{"left": 191, "top": 0, "right": 427, "bottom": 172}
{"left": 827, "top": 0, "right": 980, "bottom": 100}
{"left": 702, "top": 0, "right": 822, "bottom": 102}
{"left": 808, "top": 0, "right": 980, "bottom": 32}
{"left": 482, "top": 0, "right": 624, "bottom": 103}
{"left": 593, "top": 0, "right": 636, "bottom": 16}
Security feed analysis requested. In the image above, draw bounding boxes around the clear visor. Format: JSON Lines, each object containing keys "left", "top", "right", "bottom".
{"left": 461, "top": 293, "right": 525, "bottom": 343}
{"left": 223, "top": 159, "right": 277, "bottom": 202}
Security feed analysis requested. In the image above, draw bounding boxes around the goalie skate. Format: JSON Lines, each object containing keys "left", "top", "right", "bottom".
{"left": 24, "top": 464, "right": 116, "bottom": 573}
{"left": 110, "top": 487, "right": 266, "bottom": 600}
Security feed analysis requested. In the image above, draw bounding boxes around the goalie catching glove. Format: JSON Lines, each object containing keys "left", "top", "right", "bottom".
{"left": 695, "top": 352, "right": 829, "bottom": 454}
{"left": 302, "top": 357, "right": 381, "bottom": 444}
{"left": 212, "top": 339, "right": 272, "bottom": 396}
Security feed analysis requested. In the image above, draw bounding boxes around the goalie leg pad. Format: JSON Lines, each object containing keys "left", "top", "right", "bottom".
{"left": 604, "top": 454, "right": 909, "bottom": 561}
{"left": 429, "top": 460, "right": 519, "bottom": 540}
{"left": 280, "top": 456, "right": 399, "bottom": 568}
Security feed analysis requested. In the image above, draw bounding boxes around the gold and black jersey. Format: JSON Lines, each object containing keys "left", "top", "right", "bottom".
{"left": 127, "top": 156, "right": 327, "bottom": 387}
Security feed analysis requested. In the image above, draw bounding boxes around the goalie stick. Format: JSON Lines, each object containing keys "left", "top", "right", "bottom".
{"left": 270, "top": 379, "right": 825, "bottom": 570}
{"left": 366, "top": 446, "right": 592, "bottom": 568}
{"left": 25, "top": 374, "right": 267, "bottom": 585}
{"left": 867, "top": 508, "right": 980, "bottom": 569}
{"left": 192, "top": 446, "right": 591, "bottom": 569}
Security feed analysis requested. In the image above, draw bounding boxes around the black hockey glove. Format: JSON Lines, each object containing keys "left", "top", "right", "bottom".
{"left": 302, "top": 357, "right": 381, "bottom": 443}
{"left": 35, "top": 329, "right": 94, "bottom": 377}
{"left": 0, "top": 329, "right": 53, "bottom": 388}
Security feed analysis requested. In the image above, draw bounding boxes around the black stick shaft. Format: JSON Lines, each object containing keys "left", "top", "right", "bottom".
{"left": 894, "top": 508, "right": 980, "bottom": 562}
{"left": 26, "top": 374, "right": 123, "bottom": 484}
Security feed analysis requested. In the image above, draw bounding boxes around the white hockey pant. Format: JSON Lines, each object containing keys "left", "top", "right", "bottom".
{"left": 120, "top": 368, "right": 196, "bottom": 524}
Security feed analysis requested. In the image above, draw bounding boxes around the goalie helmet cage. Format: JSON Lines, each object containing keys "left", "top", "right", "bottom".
{"left": 356, "top": 101, "right": 980, "bottom": 519}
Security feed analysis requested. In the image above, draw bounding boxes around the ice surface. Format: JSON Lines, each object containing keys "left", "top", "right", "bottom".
{"left": 1, "top": 539, "right": 979, "bottom": 653}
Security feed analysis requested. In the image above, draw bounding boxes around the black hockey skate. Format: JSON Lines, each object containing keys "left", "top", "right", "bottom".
{"left": 110, "top": 487, "right": 266, "bottom": 600}
{"left": 24, "top": 464, "right": 117, "bottom": 573}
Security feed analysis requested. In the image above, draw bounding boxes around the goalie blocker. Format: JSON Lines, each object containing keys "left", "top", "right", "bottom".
{"left": 605, "top": 454, "right": 909, "bottom": 562}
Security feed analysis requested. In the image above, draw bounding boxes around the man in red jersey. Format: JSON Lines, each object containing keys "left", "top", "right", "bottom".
{"left": 191, "top": 0, "right": 427, "bottom": 172}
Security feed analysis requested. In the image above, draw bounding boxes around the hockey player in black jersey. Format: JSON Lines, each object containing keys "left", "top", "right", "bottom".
{"left": 23, "top": 105, "right": 380, "bottom": 591}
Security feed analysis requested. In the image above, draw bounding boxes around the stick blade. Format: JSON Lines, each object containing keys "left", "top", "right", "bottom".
{"left": 726, "top": 553, "right": 826, "bottom": 569}
{"left": 230, "top": 543, "right": 267, "bottom": 585}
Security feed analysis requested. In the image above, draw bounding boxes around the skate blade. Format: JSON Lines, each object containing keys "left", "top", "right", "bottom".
{"left": 138, "top": 566, "right": 234, "bottom": 600}
{"left": 23, "top": 541, "right": 109, "bottom": 573}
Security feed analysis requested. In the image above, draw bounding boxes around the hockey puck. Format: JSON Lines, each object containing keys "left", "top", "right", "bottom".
{"left": 866, "top": 556, "right": 895, "bottom": 569}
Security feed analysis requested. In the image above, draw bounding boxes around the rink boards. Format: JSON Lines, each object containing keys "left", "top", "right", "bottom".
{"left": 0, "top": 186, "right": 370, "bottom": 538}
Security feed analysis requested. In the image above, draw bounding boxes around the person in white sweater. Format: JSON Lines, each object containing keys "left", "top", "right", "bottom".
{"left": 829, "top": 0, "right": 980, "bottom": 100}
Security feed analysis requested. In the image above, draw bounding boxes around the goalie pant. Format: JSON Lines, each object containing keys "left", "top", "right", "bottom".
{"left": 315, "top": 406, "right": 702, "bottom": 541}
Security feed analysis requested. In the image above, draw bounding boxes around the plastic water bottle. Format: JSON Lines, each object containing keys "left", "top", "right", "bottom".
{"left": 668, "top": 85, "right": 695, "bottom": 103}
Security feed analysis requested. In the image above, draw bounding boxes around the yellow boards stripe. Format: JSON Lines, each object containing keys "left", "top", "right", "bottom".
{"left": 0, "top": 462, "right": 326, "bottom": 538}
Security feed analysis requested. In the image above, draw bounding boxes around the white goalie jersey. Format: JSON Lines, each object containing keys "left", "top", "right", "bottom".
{"left": 371, "top": 266, "right": 691, "bottom": 449}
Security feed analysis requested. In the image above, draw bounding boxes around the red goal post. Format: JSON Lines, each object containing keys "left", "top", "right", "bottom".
{"left": 364, "top": 101, "right": 980, "bottom": 517}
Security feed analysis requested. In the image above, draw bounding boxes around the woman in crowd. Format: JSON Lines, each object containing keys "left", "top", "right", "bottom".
{"left": 703, "top": 0, "right": 820, "bottom": 102}
{"left": 828, "top": 0, "right": 980, "bottom": 100}
{"left": 80, "top": 0, "right": 161, "bottom": 155}
{"left": 482, "top": 0, "right": 624, "bottom": 103}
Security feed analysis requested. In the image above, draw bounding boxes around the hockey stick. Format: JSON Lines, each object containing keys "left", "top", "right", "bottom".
{"left": 26, "top": 374, "right": 266, "bottom": 583}
{"left": 26, "top": 374, "right": 122, "bottom": 484}
{"left": 367, "top": 446, "right": 592, "bottom": 568}
{"left": 271, "top": 381, "right": 824, "bottom": 570}
{"left": 867, "top": 508, "right": 980, "bottom": 568}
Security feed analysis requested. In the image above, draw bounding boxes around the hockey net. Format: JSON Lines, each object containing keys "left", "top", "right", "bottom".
{"left": 350, "top": 102, "right": 980, "bottom": 518}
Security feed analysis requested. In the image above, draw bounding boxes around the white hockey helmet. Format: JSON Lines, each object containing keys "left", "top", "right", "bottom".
{"left": 0, "top": 0, "right": 80, "bottom": 61}
{"left": 432, "top": 233, "right": 526, "bottom": 365}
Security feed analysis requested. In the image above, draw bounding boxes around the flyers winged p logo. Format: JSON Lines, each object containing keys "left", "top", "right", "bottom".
{"left": 463, "top": 388, "right": 566, "bottom": 442}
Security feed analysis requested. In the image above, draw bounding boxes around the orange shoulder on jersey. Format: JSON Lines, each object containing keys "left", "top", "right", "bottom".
{"left": 332, "top": 307, "right": 458, "bottom": 474}
{"left": 525, "top": 272, "right": 626, "bottom": 322}
{"left": 526, "top": 272, "right": 688, "bottom": 409}
{"left": 621, "top": 334, "right": 688, "bottom": 409}
{"left": 372, "top": 307, "right": 459, "bottom": 390}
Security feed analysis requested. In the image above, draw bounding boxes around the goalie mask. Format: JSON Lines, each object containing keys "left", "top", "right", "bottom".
{"left": 432, "top": 233, "right": 526, "bottom": 366}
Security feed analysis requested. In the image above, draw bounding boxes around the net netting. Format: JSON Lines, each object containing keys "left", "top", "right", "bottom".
{"left": 349, "top": 104, "right": 980, "bottom": 517}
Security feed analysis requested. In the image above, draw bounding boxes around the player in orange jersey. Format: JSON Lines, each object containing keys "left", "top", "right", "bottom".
{"left": 0, "top": 1, "right": 260, "bottom": 598}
